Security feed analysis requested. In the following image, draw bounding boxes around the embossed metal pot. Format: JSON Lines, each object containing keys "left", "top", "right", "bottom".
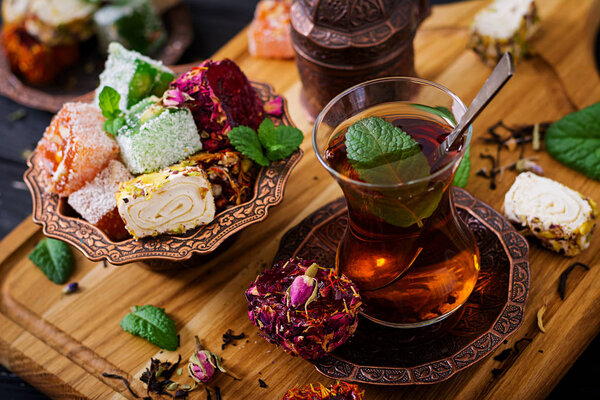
{"left": 291, "top": 0, "right": 430, "bottom": 119}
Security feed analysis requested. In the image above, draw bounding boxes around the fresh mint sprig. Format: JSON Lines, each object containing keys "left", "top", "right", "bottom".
{"left": 28, "top": 238, "right": 73, "bottom": 284}
{"left": 99, "top": 86, "right": 126, "bottom": 136}
{"left": 120, "top": 305, "right": 179, "bottom": 351}
{"left": 228, "top": 118, "right": 303, "bottom": 166}
{"left": 545, "top": 102, "right": 600, "bottom": 180}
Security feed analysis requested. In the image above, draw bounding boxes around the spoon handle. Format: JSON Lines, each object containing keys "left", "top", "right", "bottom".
{"left": 442, "top": 52, "right": 515, "bottom": 152}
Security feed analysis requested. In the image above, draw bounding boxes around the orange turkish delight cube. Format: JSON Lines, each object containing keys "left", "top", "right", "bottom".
{"left": 248, "top": 0, "right": 294, "bottom": 59}
{"left": 36, "top": 102, "right": 119, "bottom": 196}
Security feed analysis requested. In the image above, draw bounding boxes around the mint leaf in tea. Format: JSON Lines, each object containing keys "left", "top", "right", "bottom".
{"left": 324, "top": 109, "right": 458, "bottom": 227}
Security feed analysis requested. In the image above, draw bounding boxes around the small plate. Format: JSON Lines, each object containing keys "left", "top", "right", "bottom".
{"left": 24, "top": 81, "right": 302, "bottom": 265}
{"left": 274, "top": 188, "right": 530, "bottom": 385}
{"left": 0, "top": 3, "right": 193, "bottom": 112}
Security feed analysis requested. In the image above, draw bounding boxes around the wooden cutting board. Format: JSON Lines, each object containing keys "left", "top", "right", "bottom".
{"left": 1, "top": 0, "right": 600, "bottom": 398}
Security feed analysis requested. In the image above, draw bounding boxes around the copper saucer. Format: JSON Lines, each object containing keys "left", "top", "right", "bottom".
{"left": 0, "top": 3, "right": 193, "bottom": 112}
{"left": 24, "top": 81, "right": 302, "bottom": 265}
{"left": 274, "top": 188, "right": 530, "bottom": 385}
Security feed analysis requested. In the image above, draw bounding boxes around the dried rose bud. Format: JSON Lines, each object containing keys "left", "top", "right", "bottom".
{"left": 264, "top": 96, "right": 283, "bottom": 117}
{"left": 62, "top": 282, "right": 78, "bottom": 294}
{"left": 188, "top": 336, "right": 226, "bottom": 384}
{"left": 162, "top": 89, "right": 192, "bottom": 108}
{"left": 287, "top": 263, "right": 318, "bottom": 310}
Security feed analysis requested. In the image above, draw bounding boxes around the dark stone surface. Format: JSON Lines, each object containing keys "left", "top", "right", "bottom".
{"left": 0, "top": 0, "right": 598, "bottom": 398}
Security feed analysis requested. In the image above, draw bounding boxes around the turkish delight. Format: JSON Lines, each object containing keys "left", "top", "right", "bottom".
{"left": 116, "top": 162, "right": 215, "bottom": 239}
{"left": 504, "top": 172, "right": 597, "bottom": 256}
{"left": 116, "top": 100, "right": 202, "bottom": 174}
{"left": 469, "top": 0, "right": 539, "bottom": 66}
{"left": 16, "top": 0, "right": 97, "bottom": 46}
{"left": 1, "top": 22, "right": 79, "bottom": 85}
{"left": 246, "top": 258, "right": 362, "bottom": 360}
{"left": 68, "top": 160, "right": 132, "bottom": 240}
{"left": 93, "top": 0, "right": 166, "bottom": 56}
{"left": 248, "top": 0, "right": 294, "bottom": 60}
{"left": 96, "top": 42, "right": 174, "bottom": 109}
{"left": 170, "top": 59, "right": 265, "bottom": 151}
{"left": 36, "top": 102, "right": 119, "bottom": 196}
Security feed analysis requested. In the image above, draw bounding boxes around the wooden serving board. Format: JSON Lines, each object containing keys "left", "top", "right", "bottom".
{"left": 1, "top": 0, "right": 599, "bottom": 399}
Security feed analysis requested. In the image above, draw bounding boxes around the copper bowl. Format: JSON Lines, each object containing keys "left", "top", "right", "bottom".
{"left": 24, "top": 81, "right": 303, "bottom": 265}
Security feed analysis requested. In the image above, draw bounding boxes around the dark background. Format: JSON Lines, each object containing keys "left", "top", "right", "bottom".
{"left": 1, "top": 0, "right": 599, "bottom": 398}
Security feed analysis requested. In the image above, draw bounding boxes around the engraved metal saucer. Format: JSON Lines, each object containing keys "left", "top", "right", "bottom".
{"left": 274, "top": 188, "right": 530, "bottom": 385}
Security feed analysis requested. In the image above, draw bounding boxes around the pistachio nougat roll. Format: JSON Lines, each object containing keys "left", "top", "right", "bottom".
{"left": 116, "top": 162, "right": 215, "bottom": 239}
{"left": 469, "top": 0, "right": 539, "bottom": 66}
{"left": 504, "top": 172, "right": 597, "bottom": 256}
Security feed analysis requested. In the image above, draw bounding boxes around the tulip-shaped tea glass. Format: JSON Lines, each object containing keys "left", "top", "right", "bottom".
{"left": 313, "top": 77, "right": 480, "bottom": 328}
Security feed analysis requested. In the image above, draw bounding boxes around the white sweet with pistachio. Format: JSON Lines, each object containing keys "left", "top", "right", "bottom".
{"left": 504, "top": 172, "right": 597, "bottom": 256}
{"left": 116, "top": 163, "right": 215, "bottom": 239}
{"left": 470, "top": 0, "right": 538, "bottom": 66}
{"left": 472, "top": 0, "right": 534, "bottom": 39}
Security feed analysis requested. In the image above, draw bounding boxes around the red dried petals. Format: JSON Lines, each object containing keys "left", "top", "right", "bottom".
{"left": 246, "top": 258, "right": 362, "bottom": 360}
{"left": 281, "top": 381, "right": 364, "bottom": 400}
{"left": 170, "top": 59, "right": 265, "bottom": 151}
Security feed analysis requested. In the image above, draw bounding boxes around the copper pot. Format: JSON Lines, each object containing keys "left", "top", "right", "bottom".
{"left": 291, "top": 0, "right": 430, "bottom": 119}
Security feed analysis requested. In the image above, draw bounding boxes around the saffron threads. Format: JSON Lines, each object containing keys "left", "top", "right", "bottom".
{"left": 537, "top": 304, "right": 547, "bottom": 333}
{"left": 558, "top": 262, "right": 590, "bottom": 300}
{"left": 102, "top": 372, "right": 139, "bottom": 398}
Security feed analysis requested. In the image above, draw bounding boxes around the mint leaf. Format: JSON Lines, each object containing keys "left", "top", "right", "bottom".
{"left": 344, "top": 117, "right": 440, "bottom": 227}
{"left": 545, "top": 102, "right": 600, "bottom": 180}
{"left": 258, "top": 118, "right": 303, "bottom": 161}
{"left": 411, "top": 104, "right": 456, "bottom": 125}
{"left": 103, "top": 116, "right": 125, "bottom": 136}
{"left": 99, "top": 86, "right": 122, "bottom": 119}
{"left": 345, "top": 117, "right": 421, "bottom": 169}
{"left": 453, "top": 146, "right": 471, "bottom": 187}
{"left": 228, "top": 125, "right": 270, "bottom": 166}
{"left": 120, "top": 305, "right": 178, "bottom": 350}
{"left": 28, "top": 238, "right": 73, "bottom": 284}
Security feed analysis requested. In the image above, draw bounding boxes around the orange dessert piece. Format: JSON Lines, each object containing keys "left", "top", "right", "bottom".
{"left": 248, "top": 0, "right": 294, "bottom": 59}
{"left": 36, "top": 102, "right": 120, "bottom": 196}
{"left": 1, "top": 22, "right": 79, "bottom": 85}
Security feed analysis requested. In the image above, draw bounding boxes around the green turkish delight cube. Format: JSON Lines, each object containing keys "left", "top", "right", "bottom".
{"left": 117, "top": 101, "right": 202, "bottom": 174}
{"left": 93, "top": 0, "right": 167, "bottom": 56}
{"left": 96, "top": 42, "right": 174, "bottom": 109}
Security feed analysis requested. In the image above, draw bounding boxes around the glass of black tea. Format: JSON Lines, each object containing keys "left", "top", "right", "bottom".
{"left": 313, "top": 77, "right": 480, "bottom": 328}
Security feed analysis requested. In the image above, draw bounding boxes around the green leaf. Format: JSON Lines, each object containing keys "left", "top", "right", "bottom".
{"left": 98, "top": 86, "right": 122, "bottom": 119}
{"left": 345, "top": 117, "right": 421, "bottom": 168}
{"left": 545, "top": 102, "right": 600, "bottom": 180}
{"left": 228, "top": 125, "right": 270, "bottom": 166}
{"left": 28, "top": 238, "right": 73, "bottom": 284}
{"left": 258, "top": 118, "right": 303, "bottom": 161}
{"left": 103, "top": 116, "right": 126, "bottom": 136}
{"left": 120, "top": 305, "right": 178, "bottom": 350}
{"left": 411, "top": 104, "right": 457, "bottom": 125}
{"left": 453, "top": 146, "right": 471, "bottom": 187}
{"left": 345, "top": 117, "right": 439, "bottom": 227}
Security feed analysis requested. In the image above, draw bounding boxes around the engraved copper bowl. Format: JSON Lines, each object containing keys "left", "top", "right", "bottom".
{"left": 24, "top": 81, "right": 303, "bottom": 265}
{"left": 275, "top": 188, "right": 530, "bottom": 384}
{"left": 0, "top": 3, "right": 193, "bottom": 112}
